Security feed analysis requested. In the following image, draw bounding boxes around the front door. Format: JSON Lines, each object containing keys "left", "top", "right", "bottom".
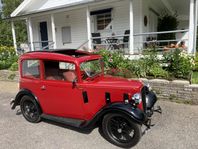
{"left": 39, "top": 22, "right": 49, "bottom": 49}
{"left": 38, "top": 60, "right": 85, "bottom": 119}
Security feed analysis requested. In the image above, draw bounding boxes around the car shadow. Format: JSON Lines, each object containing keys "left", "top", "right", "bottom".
{"left": 42, "top": 118, "right": 96, "bottom": 134}
{"left": 14, "top": 108, "right": 97, "bottom": 135}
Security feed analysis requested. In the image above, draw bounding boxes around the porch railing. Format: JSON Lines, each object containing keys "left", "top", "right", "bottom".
{"left": 90, "top": 29, "right": 189, "bottom": 54}
{"left": 32, "top": 41, "right": 54, "bottom": 51}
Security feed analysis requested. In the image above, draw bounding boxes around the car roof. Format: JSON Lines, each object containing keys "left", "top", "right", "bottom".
{"left": 20, "top": 49, "right": 101, "bottom": 63}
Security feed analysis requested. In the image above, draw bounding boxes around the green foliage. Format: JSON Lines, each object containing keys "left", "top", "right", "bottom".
{"left": 0, "top": 0, "right": 27, "bottom": 46}
{"left": 97, "top": 49, "right": 194, "bottom": 80}
{"left": 148, "top": 64, "right": 169, "bottom": 78}
{"left": 192, "top": 71, "right": 198, "bottom": 84}
{"left": 0, "top": 46, "right": 18, "bottom": 70}
{"left": 163, "top": 49, "right": 194, "bottom": 79}
{"left": 9, "top": 61, "right": 18, "bottom": 71}
{"left": 194, "top": 53, "right": 198, "bottom": 71}
{"left": 97, "top": 49, "right": 130, "bottom": 70}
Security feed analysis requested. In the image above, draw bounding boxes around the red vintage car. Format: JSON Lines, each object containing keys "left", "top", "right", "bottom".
{"left": 11, "top": 49, "right": 161, "bottom": 148}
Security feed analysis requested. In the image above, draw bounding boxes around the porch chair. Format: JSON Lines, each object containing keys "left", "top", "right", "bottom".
{"left": 92, "top": 33, "right": 102, "bottom": 49}
{"left": 122, "top": 30, "right": 130, "bottom": 49}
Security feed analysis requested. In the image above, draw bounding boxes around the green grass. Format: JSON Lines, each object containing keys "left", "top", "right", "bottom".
{"left": 192, "top": 71, "right": 198, "bottom": 84}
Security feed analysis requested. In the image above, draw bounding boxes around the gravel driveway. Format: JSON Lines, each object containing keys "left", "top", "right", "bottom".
{"left": 0, "top": 81, "right": 198, "bottom": 149}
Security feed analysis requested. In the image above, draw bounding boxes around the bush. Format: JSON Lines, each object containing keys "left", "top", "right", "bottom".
{"left": 163, "top": 49, "right": 194, "bottom": 79}
{"left": 0, "top": 46, "right": 18, "bottom": 70}
{"left": 194, "top": 53, "right": 198, "bottom": 71}
{"left": 9, "top": 62, "right": 19, "bottom": 71}
{"left": 96, "top": 49, "right": 130, "bottom": 71}
{"left": 97, "top": 49, "right": 194, "bottom": 80}
{"left": 148, "top": 64, "right": 169, "bottom": 78}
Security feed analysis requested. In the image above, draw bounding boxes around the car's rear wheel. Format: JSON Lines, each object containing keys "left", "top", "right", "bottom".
{"left": 20, "top": 95, "right": 41, "bottom": 123}
{"left": 102, "top": 113, "right": 142, "bottom": 148}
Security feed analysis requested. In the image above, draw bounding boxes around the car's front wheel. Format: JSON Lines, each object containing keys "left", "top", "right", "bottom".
{"left": 102, "top": 113, "right": 142, "bottom": 148}
{"left": 20, "top": 95, "right": 41, "bottom": 123}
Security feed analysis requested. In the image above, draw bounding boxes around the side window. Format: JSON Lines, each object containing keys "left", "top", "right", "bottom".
{"left": 22, "top": 60, "right": 40, "bottom": 79}
{"left": 44, "top": 60, "right": 76, "bottom": 82}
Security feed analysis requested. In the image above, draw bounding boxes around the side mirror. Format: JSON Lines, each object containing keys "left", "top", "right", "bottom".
{"left": 72, "top": 78, "right": 77, "bottom": 88}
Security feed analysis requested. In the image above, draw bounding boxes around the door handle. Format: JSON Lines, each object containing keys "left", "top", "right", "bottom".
{"left": 41, "top": 85, "right": 46, "bottom": 90}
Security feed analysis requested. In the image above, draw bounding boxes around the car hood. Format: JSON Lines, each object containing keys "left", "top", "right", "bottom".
{"left": 94, "top": 75, "right": 143, "bottom": 91}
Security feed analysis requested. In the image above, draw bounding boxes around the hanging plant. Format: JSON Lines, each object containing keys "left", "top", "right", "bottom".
{"left": 157, "top": 11, "right": 179, "bottom": 46}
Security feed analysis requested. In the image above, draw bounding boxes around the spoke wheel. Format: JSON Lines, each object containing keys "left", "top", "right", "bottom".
{"left": 20, "top": 95, "right": 41, "bottom": 123}
{"left": 102, "top": 113, "right": 142, "bottom": 148}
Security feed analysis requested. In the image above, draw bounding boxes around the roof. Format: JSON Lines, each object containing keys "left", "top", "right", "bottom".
{"left": 20, "top": 49, "right": 101, "bottom": 63}
{"left": 11, "top": 0, "right": 105, "bottom": 18}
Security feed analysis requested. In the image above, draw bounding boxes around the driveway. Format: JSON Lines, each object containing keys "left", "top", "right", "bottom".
{"left": 0, "top": 81, "right": 198, "bottom": 149}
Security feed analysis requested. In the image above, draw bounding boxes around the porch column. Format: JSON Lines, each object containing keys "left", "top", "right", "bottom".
{"left": 51, "top": 14, "right": 57, "bottom": 49}
{"left": 129, "top": 0, "right": 134, "bottom": 54}
{"left": 27, "top": 17, "right": 34, "bottom": 51}
{"left": 11, "top": 21, "right": 17, "bottom": 52}
{"left": 188, "top": 0, "right": 197, "bottom": 55}
{"left": 86, "top": 6, "right": 92, "bottom": 50}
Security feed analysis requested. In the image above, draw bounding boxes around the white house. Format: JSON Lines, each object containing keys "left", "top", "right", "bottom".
{"left": 10, "top": 0, "right": 198, "bottom": 55}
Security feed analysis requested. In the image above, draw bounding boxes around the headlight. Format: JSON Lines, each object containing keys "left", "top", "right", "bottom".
{"left": 132, "top": 93, "right": 142, "bottom": 104}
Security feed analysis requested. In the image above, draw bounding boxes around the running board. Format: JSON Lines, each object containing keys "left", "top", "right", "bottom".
{"left": 41, "top": 114, "right": 85, "bottom": 128}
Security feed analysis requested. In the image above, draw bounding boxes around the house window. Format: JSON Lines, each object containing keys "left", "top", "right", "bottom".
{"left": 62, "top": 26, "right": 71, "bottom": 44}
{"left": 96, "top": 12, "right": 112, "bottom": 31}
{"left": 22, "top": 60, "right": 40, "bottom": 79}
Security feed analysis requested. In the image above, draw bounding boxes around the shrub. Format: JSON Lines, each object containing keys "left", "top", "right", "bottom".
{"left": 194, "top": 53, "right": 198, "bottom": 71}
{"left": 148, "top": 64, "right": 169, "bottom": 78}
{"left": 9, "top": 62, "right": 19, "bottom": 71}
{"left": 96, "top": 49, "right": 130, "bottom": 71}
{"left": 163, "top": 49, "right": 194, "bottom": 79}
{"left": 0, "top": 46, "right": 18, "bottom": 70}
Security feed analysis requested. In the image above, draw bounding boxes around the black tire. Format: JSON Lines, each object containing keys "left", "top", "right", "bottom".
{"left": 102, "top": 113, "right": 142, "bottom": 148}
{"left": 20, "top": 95, "right": 41, "bottom": 123}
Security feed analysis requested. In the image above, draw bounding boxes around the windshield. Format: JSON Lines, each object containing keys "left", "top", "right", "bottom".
{"left": 80, "top": 59, "right": 102, "bottom": 80}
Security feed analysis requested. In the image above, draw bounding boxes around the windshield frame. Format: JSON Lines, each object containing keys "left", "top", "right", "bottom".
{"left": 80, "top": 58, "right": 104, "bottom": 81}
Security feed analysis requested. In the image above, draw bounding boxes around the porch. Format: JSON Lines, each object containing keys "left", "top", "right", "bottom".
{"left": 10, "top": 0, "right": 198, "bottom": 55}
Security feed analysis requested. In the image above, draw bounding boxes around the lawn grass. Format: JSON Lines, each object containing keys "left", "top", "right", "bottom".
{"left": 192, "top": 71, "right": 198, "bottom": 84}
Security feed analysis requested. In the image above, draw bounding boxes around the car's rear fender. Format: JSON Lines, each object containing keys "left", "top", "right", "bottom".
{"left": 11, "top": 89, "right": 42, "bottom": 111}
{"left": 82, "top": 102, "right": 148, "bottom": 129}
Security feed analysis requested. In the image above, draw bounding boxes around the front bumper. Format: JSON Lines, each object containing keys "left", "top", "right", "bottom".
{"left": 10, "top": 98, "right": 16, "bottom": 110}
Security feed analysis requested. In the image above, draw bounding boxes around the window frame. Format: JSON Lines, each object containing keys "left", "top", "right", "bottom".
{"left": 95, "top": 12, "right": 112, "bottom": 31}
{"left": 42, "top": 60, "right": 77, "bottom": 83}
{"left": 21, "top": 59, "right": 41, "bottom": 80}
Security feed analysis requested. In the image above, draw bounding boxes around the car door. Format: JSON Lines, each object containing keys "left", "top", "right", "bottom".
{"left": 38, "top": 60, "right": 85, "bottom": 119}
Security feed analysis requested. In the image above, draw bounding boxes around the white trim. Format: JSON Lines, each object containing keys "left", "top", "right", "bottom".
{"left": 193, "top": 0, "right": 198, "bottom": 55}
{"left": 11, "top": 21, "right": 17, "bottom": 52}
{"left": 11, "top": 0, "right": 32, "bottom": 17}
{"left": 27, "top": 17, "right": 34, "bottom": 51}
{"left": 51, "top": 14, "right": 57, "bottom": 49}
{"left": 188, "top": 0, "right": 195, "bottom": 54}
{"left": 129, "top": 0, "right": 134, "bottom": 54}
{"left": 86, "top": 6, "right": 92, "bottom": 50}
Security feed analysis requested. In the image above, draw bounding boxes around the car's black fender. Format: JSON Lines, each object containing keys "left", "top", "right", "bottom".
{"left": 11, "top": 89, "right": 42, "bottom": 112}
{"left": 82, "top": 102, "right": 148, "bottom": 129}
{"left": 146, "top": 91, "right": 157, "bottom": 110}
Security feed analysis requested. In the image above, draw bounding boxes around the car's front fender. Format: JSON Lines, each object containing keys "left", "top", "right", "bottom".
{"left": 82, "top": 102, "right": 148, "bottom": 129}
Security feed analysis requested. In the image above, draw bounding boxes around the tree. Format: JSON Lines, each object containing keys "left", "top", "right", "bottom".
{"left": 0, "top": 0, "right": 27, "bottom": 46}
